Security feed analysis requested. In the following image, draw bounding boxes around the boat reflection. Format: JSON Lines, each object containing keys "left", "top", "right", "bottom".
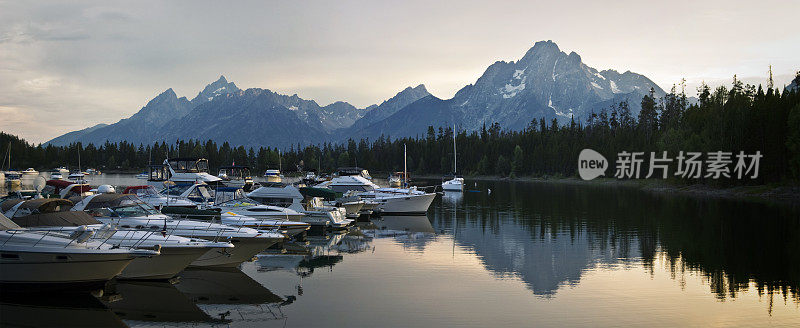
{"left": 175, "top": 268, "right": 286, "bottom": 322}
{"left": 102, "top": 280, "right": 216, "bottom": 324}
{"left": 0, "top": 291, "right": 125, "bottom": 328}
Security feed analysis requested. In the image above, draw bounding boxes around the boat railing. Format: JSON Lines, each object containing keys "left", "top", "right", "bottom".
{"left": 165, "top": 211, "right": 294, "bottom": 229}
{"left": 1, "top": 227, "right": 161, "bottom": 250}
{"left": 125, "top": 215, "right": 260, "bottom": 241}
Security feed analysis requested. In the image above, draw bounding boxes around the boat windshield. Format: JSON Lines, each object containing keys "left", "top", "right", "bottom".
{"left": 160, "top": 184, "right": 193, "bottom": 196}
{"left": 111, "top": 203, "right": 159, "bottom": 217}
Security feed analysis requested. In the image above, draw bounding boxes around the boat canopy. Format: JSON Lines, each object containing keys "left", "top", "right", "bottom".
{"left": 299, "top": 187, "right": 341, "bottom": 201}
{"left": 82, "top": 194, "right": 144, "bottom": 210}
{"left": 0, "top": 199, "right": 24, "bottom": 213}
{"left": 7, "top": 198, "right": 101, "bottom": 227}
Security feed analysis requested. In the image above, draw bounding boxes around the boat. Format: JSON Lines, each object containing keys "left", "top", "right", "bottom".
{"left": 163, "top": 158, "right": 222, "bottom": 185}
{"left": 71, "top": 193, "right": 285, "bottom": 267}
{"left": 68, "top": 171, "right": 87, "bottom": 182}
{"left": 388, "top": 172, "right": 404, "bottom": 188}
{"left": 135, "top": 172, "right": 149, "bottom": 179}
{"left": 40, "top": 179, "right": 94, "bottom": 201}
{"left": 263, "top": 169, "right": 282, "bottom": 183}
{"left": 49, "top": 169, "right": 64, "bottom": 180}
{"left": 314, "top": 167, "right": 436, "bottom": 214}
{"left": 247, "top": 182, "right": 352, "bottom": 229}
{"left": 212, "top": 187, "right": 310, "bottom": 236}
{"left": 3, "top": 171, "right": 21, "bottom": 187}
{"left": 159, "top": 182, "right": 215, "bottom": 206}
{"left": 441, "top": 125, "right": 464, "bottom": 192}
{"left": 3, "top": 198, "right": 233, "bottom": 280}
{"left": 0, "top": 211, "right": 158, "bottom": 287}
{"left": 300, "top": 186, "right": 365, "bottom": 219}
{"left": 122, "top": 185, "right": 198, "bottom": 209}
{"left": 20, "top": 168, "right": 38, "bottom": 183}
{"left": 218, "top": 165, "right": 255, "bottom": 191}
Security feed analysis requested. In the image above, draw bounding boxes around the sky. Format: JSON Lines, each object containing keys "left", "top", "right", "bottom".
{"left": 1, "top": 0, "right": 798, "bottom": 144}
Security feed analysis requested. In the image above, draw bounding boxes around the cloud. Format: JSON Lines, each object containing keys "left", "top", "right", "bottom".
{"left": 1, "top": 0, "right": 798, "bottom": 144}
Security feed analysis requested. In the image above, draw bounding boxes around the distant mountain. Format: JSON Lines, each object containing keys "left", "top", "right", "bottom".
{"left": 47, "top": 123, "right": 108, "bottom": 146}
{"left": 48, "top": 40, "right": 669, "bottom": 148}
{"left": 345, "top": 40, "right": 665, "bottom": 140}
{"left": 786, "top": 73, "right": 800, "bottom": 93}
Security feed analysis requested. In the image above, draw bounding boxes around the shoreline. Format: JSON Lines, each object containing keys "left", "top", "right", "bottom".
{"left": 414, "top": 174, "right": 800, "bottom": 204}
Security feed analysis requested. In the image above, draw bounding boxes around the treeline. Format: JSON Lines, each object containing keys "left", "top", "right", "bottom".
{"left": 2, "top": 73, "right": 799, "bottom": 185}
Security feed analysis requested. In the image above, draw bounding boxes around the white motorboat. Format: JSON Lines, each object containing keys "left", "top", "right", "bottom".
{"left": 135, "top": 172, "right": 149, "bottom": 179}
{"left": 315, "top": 168, "right": 436, "bottom": 214}
{"left": 71, "top": 193, "right": 285, "bottom": 268}
{"left": 68, "top": 171, "right": 87, "bottom": 182}
{"left": 122, "top": 185, "right": 197, "bottom": 209}
{"left": 212, "top": 187, "right": 310, "bottom": 236}
{"left": 156, "top": 158, "right": 222, "bottom": 185}
{"left": 441, "top": 176, "right": 464, "bottom": 192}
{"left": 159, "top": 182, "right": 215, "bottom": 206}
{"left": 21, "top": 168, "right": 38, "bottom": 177}
{"left": 247, "top": 182, "right": 351, "bottom": 228}
{"left": 218, "top": 165, "right": 255, "bottom": 191}
{"left": 263, "top": 169, "right": 282, "bottom": 183}
{"left": 49, "top": 169, "right": 64, "bottom": 180}
{"left": 3, "top": 198, "right": 233, "bottom": 280}
{"left": 0, "top": 212, "right": 158, "bottom": 286}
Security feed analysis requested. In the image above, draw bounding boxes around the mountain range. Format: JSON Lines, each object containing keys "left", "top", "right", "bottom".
{"left": 48, "top": 40, "right": 665, "bottom": 148}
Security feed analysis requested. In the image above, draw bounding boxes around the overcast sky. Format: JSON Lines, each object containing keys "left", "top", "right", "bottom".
{"left": 1, "top": 0, "right": 798, "bottom": 144}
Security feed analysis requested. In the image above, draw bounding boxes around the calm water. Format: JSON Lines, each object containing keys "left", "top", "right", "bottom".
{"left": 2, "top": 175, "right": 799, "bottom": 327}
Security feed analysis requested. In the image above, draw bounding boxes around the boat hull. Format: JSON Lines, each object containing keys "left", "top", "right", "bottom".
{"left": 118, "top": 246, "right": 210, "bottom": 280}
{"left": 189, "top": 236, "right": 281, "bottom": 268}
{"left": 0, "top": 251, "right": 135, "bottom": 285}
{"left": 373, "top": 192, "right": 436, "bottom": 214}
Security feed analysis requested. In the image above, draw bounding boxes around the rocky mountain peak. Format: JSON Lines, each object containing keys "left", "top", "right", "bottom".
{"left": 191, "top": 75, "right": 241, "bottom": 105}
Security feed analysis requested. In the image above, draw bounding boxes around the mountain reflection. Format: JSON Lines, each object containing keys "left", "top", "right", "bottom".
{"left": 429, "top": 181, "right": 800, "bottom": 304}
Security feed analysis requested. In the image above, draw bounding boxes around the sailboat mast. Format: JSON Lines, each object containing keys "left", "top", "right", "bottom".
{"left": 453, "top": 124, "right": 457, "bottom": 174}
{"left": 403, "top": 144, "right": 408, "bottom": 188}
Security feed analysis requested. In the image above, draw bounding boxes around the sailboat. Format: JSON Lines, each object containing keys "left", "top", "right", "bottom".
{"left": 441, "top": 125, "right": 464, "bottom": 192}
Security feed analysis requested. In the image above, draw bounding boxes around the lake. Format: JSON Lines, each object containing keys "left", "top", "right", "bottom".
{"left": 1, "top": 176, "right": 799, "bottom": 327}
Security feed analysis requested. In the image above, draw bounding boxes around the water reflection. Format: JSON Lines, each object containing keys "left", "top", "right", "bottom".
{"left": 103, "top": 280, "right": 215, "bottom": 323}
{"left": 430, "top": 180, "right": 800, "bottom": 305}
{"left": 175, "top": 268, "right": 286, "bottom": 322}
{"left": 0, "top": 291, "right": 125, "bottom": 327}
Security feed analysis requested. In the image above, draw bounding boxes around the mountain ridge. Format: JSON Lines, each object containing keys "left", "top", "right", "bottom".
{"left": 48, "top": 40, "right": 667, "bottom": 148}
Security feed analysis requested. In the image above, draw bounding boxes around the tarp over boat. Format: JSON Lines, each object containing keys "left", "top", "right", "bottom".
{"left": 6, "top": 199, "right": 101, "bottom": 227}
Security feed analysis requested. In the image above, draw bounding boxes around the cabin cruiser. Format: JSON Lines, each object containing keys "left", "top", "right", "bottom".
{"left": 21, "top": 168, "right": 38, "bottom": 178}
{"left": 3, "top": 198, "right": 233, "bottom": 280}
{"left": 68, "top": 171, "right": 87, "bottom": 182}
{"left": 441, "top": 175, "right": 464, "bottom": 192}
{"left": 218, "top": 165, "right": 255, "bottom": 191}
{"left": 122, "top": 185, "right": 197, "bottom": 209}
{"left": 314, "top": 168, "right": 436, "bottom": 214}
{"left": 0, "top": 211, "right": 158, "bottom": 286}
{"left": 71, "top": 194, "right": 284, "bottom": 267}
{"left": 148, "top": 158, "right": 222, "bottom": 186}
{"left": 300, "top": 187, "right": 365, "bottom": 219}
{"left": 3, "top": 171, "right": 21, "bottom": 187}
{"left": 159, "top": 182, "right": 215, "bottom": 206}
{"left": 49, "top": 168, "right": 67, "bottom": 180}
{"left": 212, "top": 187, "right": 310, "bottom": 236}
{"left": 247, "top": 182, "right": 352, "bottom": 229}
{"left": 263, "top": 169, "right": 282, "bottom": 183}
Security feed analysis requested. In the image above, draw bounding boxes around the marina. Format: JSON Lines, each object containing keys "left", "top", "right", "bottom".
{"left": 0, "top": 172, "right": 798, "bottom": 327}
